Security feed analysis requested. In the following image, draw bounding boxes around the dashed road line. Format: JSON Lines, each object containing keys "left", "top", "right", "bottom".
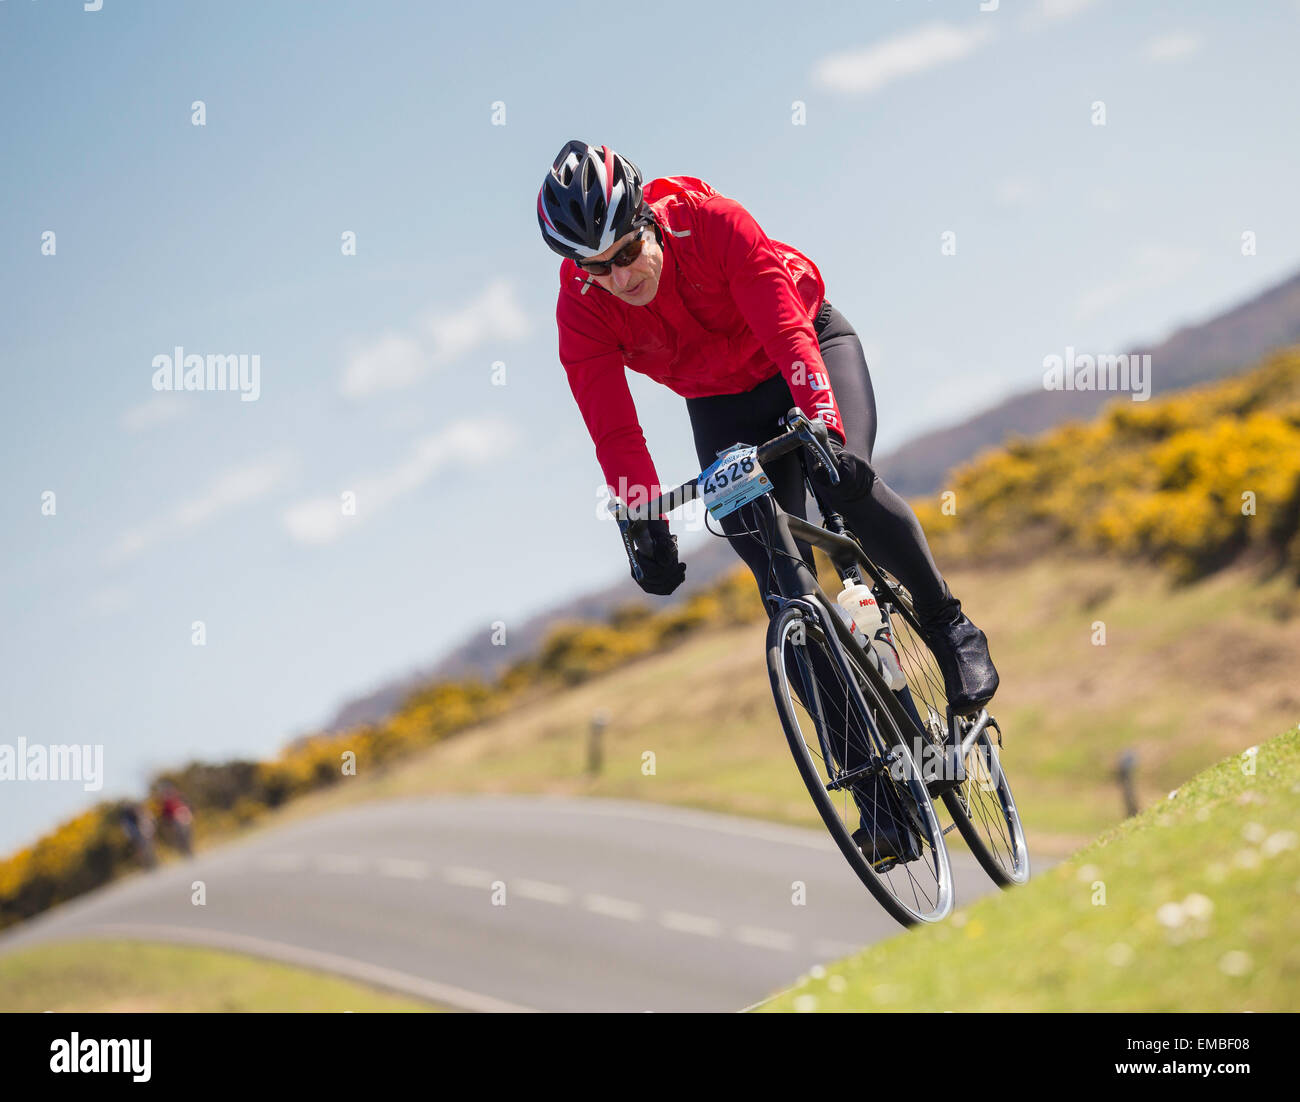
{"left": 241, "top": 853, "right": 816, "bottom": 955}
{"left": 377, "top": 858, "right": 429, "bottom": 880}
{"left": 659, "top": 911, "right": 722, "bottom": 938}
{"left": 735, "top": 925, "right": 796, "bottom": 952}
{"left": 582, "top": 893, "right": 645, "bottom": 922}
{"left": 443, "top": 865, "right": 495, "bottom": 889}
{"left": 512, "top": 879, "right": 572, "bottom": 904}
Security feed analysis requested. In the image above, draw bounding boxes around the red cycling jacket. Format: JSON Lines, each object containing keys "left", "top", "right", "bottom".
{"left": 554, "top": 175, "right": 844, "bottom": 513}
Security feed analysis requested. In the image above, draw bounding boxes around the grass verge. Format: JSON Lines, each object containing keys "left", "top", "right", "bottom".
{"left": 0, "top": 940, "right": 440, "bottom": 1012}
{"left": 760, "top": 727, "right": 1300, "bottom": 1011}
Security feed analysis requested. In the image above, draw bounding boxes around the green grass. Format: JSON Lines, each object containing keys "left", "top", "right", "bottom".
{"left": 0, "top": 941, "right": 441, "bottom": 1012}
{"left": 255, "top": 553, "right": 1300, "bottom": 860}
{"left": 760, "top": 726, "right": 1300, "bottom": 1011}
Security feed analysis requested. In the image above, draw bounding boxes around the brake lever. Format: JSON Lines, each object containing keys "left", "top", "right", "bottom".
{"left": 783, "top": 407, "right": 839, "bottom": 486}
{"left": 608, "top": 499, "right": 647, "bottom": 581}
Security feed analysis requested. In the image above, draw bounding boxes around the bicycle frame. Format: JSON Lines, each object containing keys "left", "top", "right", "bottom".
{"left": 610, "top": 409, "right": 924, "bottom": 777}
{"left": 610, "top": 407, "right": 994, "bottom": 786}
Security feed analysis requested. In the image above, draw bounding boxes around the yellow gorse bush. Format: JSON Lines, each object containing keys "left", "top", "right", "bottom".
{"left": 914, "top": 348, "right": 1300, "bottom": 580}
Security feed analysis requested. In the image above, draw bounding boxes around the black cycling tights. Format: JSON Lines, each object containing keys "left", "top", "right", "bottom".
{"left": 685, "top": 300, "right": 952, "bottom": 622}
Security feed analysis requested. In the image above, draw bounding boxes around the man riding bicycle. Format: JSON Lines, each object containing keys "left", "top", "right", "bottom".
{"left": 537, "top": 140, "right": 998, "bottom": 863}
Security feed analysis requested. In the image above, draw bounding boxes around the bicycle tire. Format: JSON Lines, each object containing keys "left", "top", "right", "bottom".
{"left": 766, "top": 600, "right": 954, "bottom": 926}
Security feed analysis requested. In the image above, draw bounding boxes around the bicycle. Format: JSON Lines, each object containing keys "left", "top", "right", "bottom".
{"left": 610, "top": 409, "right": 1029, "bottom": 927}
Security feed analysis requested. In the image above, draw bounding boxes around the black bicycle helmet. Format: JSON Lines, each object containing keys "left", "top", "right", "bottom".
{"left": 537, "top": 139, "right": 645, "bottom": 261}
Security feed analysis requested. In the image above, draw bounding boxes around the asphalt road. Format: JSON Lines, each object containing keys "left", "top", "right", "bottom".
{"left": 0, "top": 796, "right": 1008, "bottom": 1012}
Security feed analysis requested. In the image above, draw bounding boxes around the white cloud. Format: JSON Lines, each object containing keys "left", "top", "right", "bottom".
{"left": 1039, "top": 0, "right": 1099, "bottom": 21}
{"left": 1145, "top": 32, "right": 1204, "bottom": 63}
{"left": 812, "top": 21, "right": 994, "bottom": 96}
{"left": 108, "top": 454, "right": 294, "bottom": 563}
{"left": 1023, "top": 0, "right": 1101, "bottom": 28}
{"left": 341, "top": 280, "right": 531, "bottom": 398}
{"left": 1075, "top": 245, "right": 1202, "bottom": 321}
{"left": 283, "top": 417, "right": 515, "bottom": 545}
{"left": 340, "top": 333, "right": 424, "bottom": 398}
{"left": 424, "top": 279, "right": 531, "bottom": 368}
{"left": 121, "top": 393, "right": 187, "bottom": 432}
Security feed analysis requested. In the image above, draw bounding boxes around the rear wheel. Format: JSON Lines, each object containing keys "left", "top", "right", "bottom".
{"left": 767, "top": 601, "right": 953, "bottom": 926}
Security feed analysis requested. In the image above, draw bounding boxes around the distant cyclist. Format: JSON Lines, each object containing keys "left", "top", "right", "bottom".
{"left": 537, "top": 141, "right": 998, "bottom": 860}
{"left": 154, "top": 782, "right": 193, "bottom": 856}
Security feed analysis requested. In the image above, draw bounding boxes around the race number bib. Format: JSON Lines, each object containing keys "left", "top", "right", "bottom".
{"left": 698, "top": 445, "right": 773, "bottom": 520}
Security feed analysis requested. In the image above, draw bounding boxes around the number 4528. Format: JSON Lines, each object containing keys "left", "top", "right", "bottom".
{"left": 703, "top": 455, "right": 755, "bottom": 493}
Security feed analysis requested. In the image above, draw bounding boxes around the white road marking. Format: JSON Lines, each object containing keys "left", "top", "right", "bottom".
{"left": 75, "top": 923, "right": 535, "bottom": 1012}
{"left": 504, "top": 796, "right": 836, "bottom": 849}
{"left": 443, "top": 865, "right": 495, "bottom": 889}
{"left": 512, "top": 879, "right": 572, "bottom": 904}
{"left": 377, "top": 858, "right": 429, "bottom": 880}
{"left": 582, "top": 893, "right": 644, "bottom": 922}
{"left": 735, "top": 925, "right": 796, "bottom": 952}
{"left": 316, "top": 854, "right": 366, "bottom": 875}
{"left": 659, "top": 911, "right": 722, "bottom": 937}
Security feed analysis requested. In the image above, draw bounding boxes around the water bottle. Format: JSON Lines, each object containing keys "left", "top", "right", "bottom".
{"left": 837, "top": 578, "right": 908, "bottom": 690}
{"left": 832, "top": 602, "right": 868, "bottom": 650}
{"left": 831, "top": 601, "right": 887, "bottom": 679}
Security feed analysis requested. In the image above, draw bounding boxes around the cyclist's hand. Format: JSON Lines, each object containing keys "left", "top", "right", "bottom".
{"left": 814, "top": 411, "right": 847, "bottom": 447}
{"left": 809, "top": 439, "right": 876, "bottom": 502}
{"left": 630, "top": 519, "right": 686, "bottom": 596}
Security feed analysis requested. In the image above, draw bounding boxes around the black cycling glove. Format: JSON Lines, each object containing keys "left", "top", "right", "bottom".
{"left": 809, "top": 440, "right": 876, "bottom": 503}
{"left": 629, "top": 518, "right": 686, "bottom": 596}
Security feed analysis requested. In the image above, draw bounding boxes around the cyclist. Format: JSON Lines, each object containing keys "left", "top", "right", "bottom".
{"left": 538, "top": 140, "right": 997, "bottom": 863}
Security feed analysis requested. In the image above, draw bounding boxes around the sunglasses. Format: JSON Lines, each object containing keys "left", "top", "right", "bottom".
{"left": 576, "top": 224, "right": 652, "bottom": 276}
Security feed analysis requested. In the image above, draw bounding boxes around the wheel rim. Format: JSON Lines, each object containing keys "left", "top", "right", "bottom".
{"left": 947, "top": 726, "right": 1031, "bottom": 884}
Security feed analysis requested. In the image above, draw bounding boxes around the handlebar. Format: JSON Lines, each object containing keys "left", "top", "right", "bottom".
{"left": 608, "top": 407, "right": 839, "bottom": 539}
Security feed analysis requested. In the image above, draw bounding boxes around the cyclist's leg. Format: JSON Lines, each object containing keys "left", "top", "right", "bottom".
{"left": 811, "top": 300, "right": 952, "bottom": 620}
{"left": 814, "top": 300, "right": 998, "bottom": 713}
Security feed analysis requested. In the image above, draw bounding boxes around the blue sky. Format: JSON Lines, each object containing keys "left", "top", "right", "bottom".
{"left": 3, "top": 0, "right": 1299, "bottom": 853}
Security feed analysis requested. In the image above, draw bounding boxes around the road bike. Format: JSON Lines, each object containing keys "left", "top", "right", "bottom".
{"left": 611, "top": 410, "right": 1029, "bottom": 927}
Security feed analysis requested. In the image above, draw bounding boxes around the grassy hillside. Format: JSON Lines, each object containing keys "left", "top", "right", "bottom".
{"left": 761, "top": 726, "right": 1300, "bottom": 1011}
{"left": 264, "top": 551, "right": 1300, "bottom": 858}
{"left": 0, "top": 940, "right": 437, "bottom": 1012}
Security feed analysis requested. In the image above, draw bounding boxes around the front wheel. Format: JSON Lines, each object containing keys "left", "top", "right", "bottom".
{"left": 767, "top": 602, "right": 953, "bottom": 927}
